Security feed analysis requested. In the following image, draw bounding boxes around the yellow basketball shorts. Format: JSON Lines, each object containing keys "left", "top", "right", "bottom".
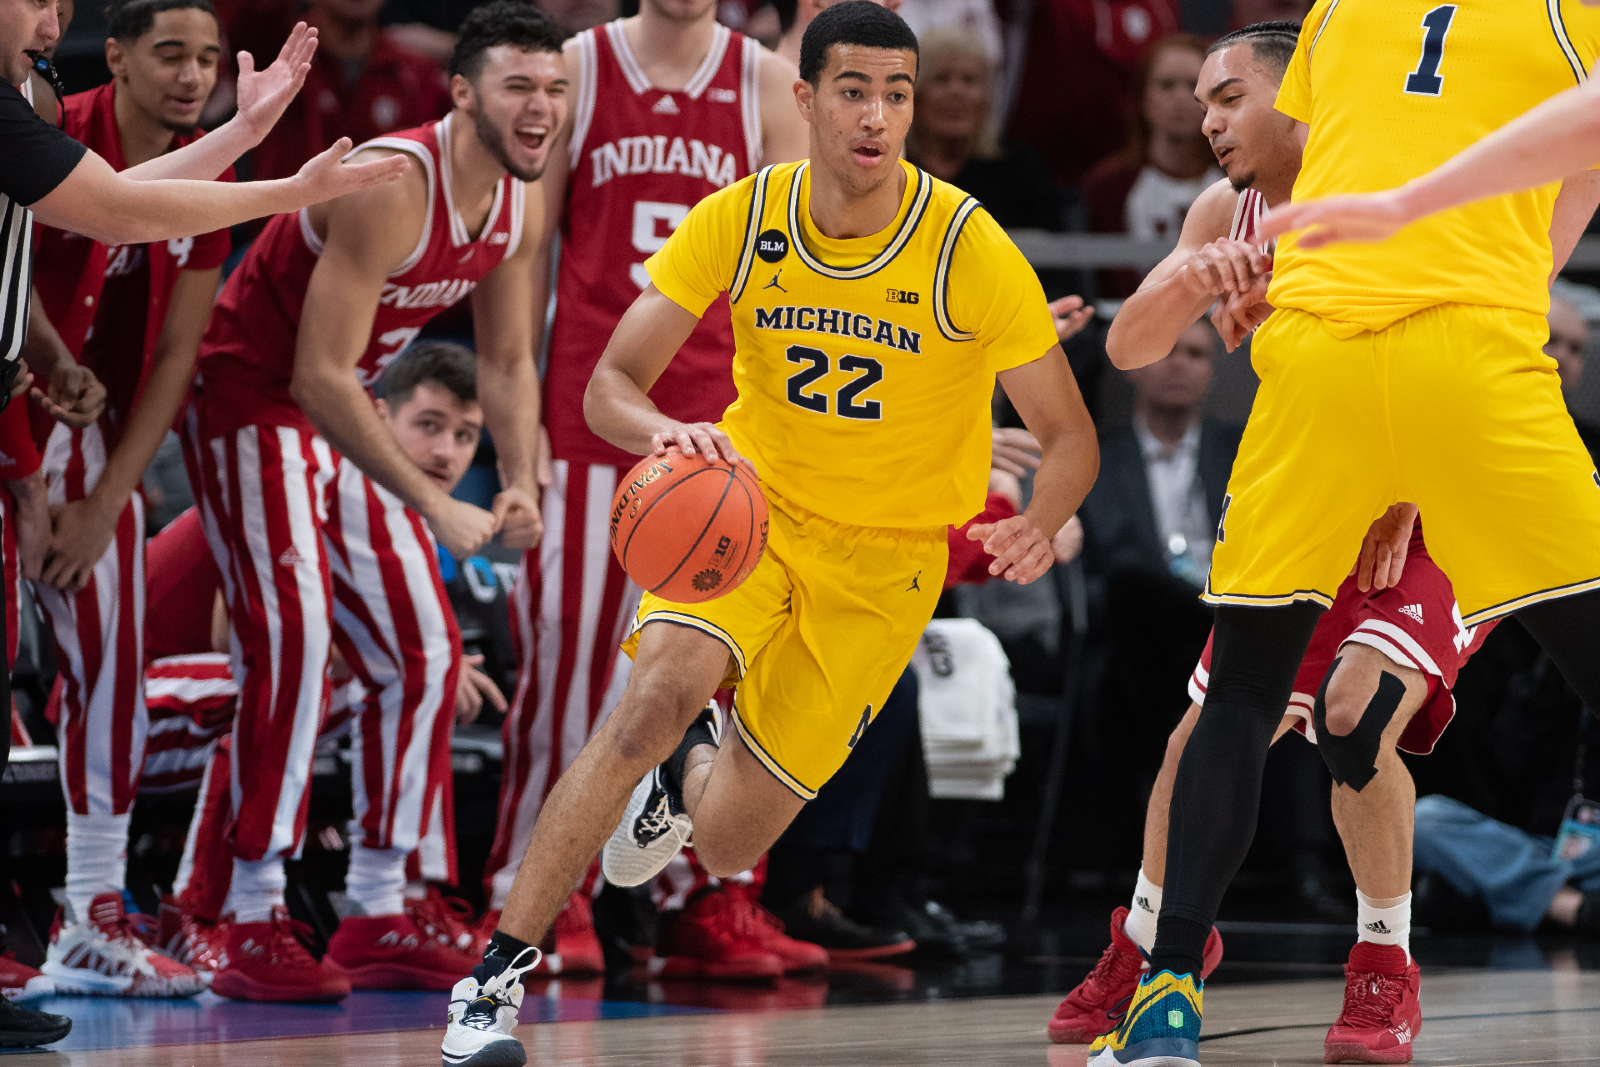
{"left": 620, "top": 488, "right": 947, "bottom": 800}
{"left": 1206, "top": 304, "right": 1600, "bottom": 625}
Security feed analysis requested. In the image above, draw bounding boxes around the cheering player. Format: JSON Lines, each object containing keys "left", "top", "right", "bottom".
{"left": 183, "top": 0, "right": 558, "bottom": 1001}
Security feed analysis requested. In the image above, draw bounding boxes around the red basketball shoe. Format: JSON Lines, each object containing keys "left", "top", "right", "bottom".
{"left": 325, "top": 911, "right": 479, "bottom": 990}
{"left": 543, "top": 891, "right": 605, "bottom": 976}
{"left": 1324, "top": 943, "right": 1421, "bottom": 1063}
{"left": 650, "top": 887, "right": 783, "bottom": 981}
{"left": 404, "top": 890, "right": 480, "bottom": 957}
{"left": 212, "top": 907, "right": 350, "bottom": 1002}
{"left": 43, "top": 893, "right": 204, "bottom": 998}
{"left": 726, "top": 886, "right": 828, "bottom": 972}
{"left": 0, "top": 953, "right": 53, "bottom": 1003}
{"left": 157, "top": 896, "right": 228, "bottom": 985}
{"left": 1047, "top": 906, "right": 1224, "bottom": 1044}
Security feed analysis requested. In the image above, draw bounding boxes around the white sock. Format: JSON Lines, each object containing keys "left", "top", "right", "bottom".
{"left": 1356, "top": 890, "right": 1411, "bottom": 960}
{"left": 1123, "top": 868, "right": 1162, "bottom": 954}
{"left": 404, "top": 880, "right": 429, "bottom": 901}
{"left": 65, "top": 812, "right": 131, "bottom": 922}
{"left": 226, "top": 858, "right": 287, "bottom": 923}
{"left": 345, "top": 846, "right": 408, "bottom": 917}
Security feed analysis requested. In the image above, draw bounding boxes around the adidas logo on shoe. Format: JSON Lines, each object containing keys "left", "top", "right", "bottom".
{"left": 1390, "top": 1022, "right": 1413, "bottom": 1044}
{"left": 1399, "top": 603, "right": 1423, "bottom": 624}
{"left": 375, "top": 930, "right": 421, "bottom": 950}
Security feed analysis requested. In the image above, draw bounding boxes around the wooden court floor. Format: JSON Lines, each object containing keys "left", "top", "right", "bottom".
{"left": 15, "top": 968, "right": 1600, "bottom": 1066}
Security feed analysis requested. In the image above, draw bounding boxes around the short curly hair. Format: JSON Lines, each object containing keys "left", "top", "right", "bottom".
{"left": 799, "top": 1, "right": 919, "bottom": 87}
{"left": 449, "top": 0, "right": 566, "bottom": 84}
{"left": 104, "top": 0, "right": 217, "bottom": 42}
{"left": 376, "top": 341, "right": 478, "bottom": 410}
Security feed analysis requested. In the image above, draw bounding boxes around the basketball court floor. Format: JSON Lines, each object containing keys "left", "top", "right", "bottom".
{"left": 9, "top": 922, "right": 1600, "bottom": 1066}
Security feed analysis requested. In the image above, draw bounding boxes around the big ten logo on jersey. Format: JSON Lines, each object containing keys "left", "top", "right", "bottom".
{"left": 103, "top": 244, "right": 148, "bottom": 278}
{"left": 590, "top": 136, "right": 740, "bottom": 190}
{"left": 630, "top": 201, "right": 689, "bottom": 290}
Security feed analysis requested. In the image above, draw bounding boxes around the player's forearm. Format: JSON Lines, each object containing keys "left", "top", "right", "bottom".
{"left": 584, "top": 363, "right": 676, "bottom": 456}
{"left": 1107, "top": 277, "right": 1214, "bottom": 370}
{"left": 292, "top": 372, "right": 452, "bottom": 516}
{"left": 121, "top": 119, "right": 257, "bottom": 183}
{"left": 86, "top": 351, "right": 197, "bottom": 520}
{"left": 1396, "top": 80, "right": 1600, "bottom": 224}
{"left": 35, "top": 165, "right": 316, "bottom": 246}
{"left": 478, "top": 352, "right": 540, "bottom": 493}
{"left": 21, "top": 288, "right": 76, "bottom": 380}
{"left": 1024, "top": 423, "right": 1099, "bottom": 542}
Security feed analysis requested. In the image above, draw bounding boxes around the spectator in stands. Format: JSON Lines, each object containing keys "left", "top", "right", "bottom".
{"left": 906, "top": 27, "right": 1063, "bottom": 231}
{"left": 229, "top": 0, "right": 451, "bottom": 181}
{"left": 1229, "top": 0, "right": 1312, "bottom": 29}
{"left": 771, "top": 0, "right": 901, "bottom": 66}
{"left": 1006, "top": 0, "right": 1181, "bottom": 189}
{"left": 1546, "top": 294, "right": 1600, "bottom": 459}
{"left": 1082, "top": 33, "right": 1221, "bottom": 296}
{"left": 896, "top": 0, "right": 1001, "bottom": 70}
{"left": 1078, "top": 320, "right": 1237, "bottom": 763}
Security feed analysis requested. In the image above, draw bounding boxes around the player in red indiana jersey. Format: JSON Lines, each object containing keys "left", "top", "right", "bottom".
{"left": 23, "top": 0, "right": 347, "bottom": 1000}
{"left": 183, "top": 1, "right": 560, "bottom": 1001}
{"left": 479, "top": 0, "right": 810, "bottom": 980}
{"left": 1045, "top": 25, "right": 1595, "bottom": 1062}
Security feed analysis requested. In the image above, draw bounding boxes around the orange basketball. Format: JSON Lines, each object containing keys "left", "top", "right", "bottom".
{"left": 609, "top": 449, "right": 768, "bottom": 604}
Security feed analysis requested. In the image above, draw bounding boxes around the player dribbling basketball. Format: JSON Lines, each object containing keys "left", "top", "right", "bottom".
{"left": 440, "top": 6, "right": 1099, "bottom": 1064}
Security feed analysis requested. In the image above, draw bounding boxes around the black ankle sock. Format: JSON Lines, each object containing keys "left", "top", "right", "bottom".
{"left": 1147, "top": 915, "right": 1210, "bottom": 980}
{"left": 472, "top": 929, "right": 534, "bottom": 983}
{"left": 663, "top": 705, "right": 718, "bottom": 793}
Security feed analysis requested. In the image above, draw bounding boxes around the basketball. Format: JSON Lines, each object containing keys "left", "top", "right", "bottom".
{"left": 609, "top": 449, "right": 768, "bottom": 603}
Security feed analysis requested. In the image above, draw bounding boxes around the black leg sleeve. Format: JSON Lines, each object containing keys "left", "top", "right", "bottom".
{"left": 1149, "top": 601, "right": 1323, "bottom": 979}
{"left": 1515, "top": 588, "right": 1600, "bottom": 709}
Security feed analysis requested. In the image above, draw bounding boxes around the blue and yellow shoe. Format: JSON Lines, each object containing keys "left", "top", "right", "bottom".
{"left": 1086, "top": 969, "right": 1202, "bottom": 1067}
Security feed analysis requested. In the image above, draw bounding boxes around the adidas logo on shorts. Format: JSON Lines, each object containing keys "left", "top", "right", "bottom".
{"left": 1399, "top": 603, "right": 1424, "bottom": 624}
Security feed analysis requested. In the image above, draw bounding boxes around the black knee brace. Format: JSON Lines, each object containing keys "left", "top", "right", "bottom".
{"left": 1312, "top": 657, "right": 1405, "bottom": 791}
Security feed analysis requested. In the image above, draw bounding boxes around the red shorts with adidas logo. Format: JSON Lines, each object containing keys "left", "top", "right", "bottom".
{"left": 1188, "top": 524, "right": 1497, "bottom": 755}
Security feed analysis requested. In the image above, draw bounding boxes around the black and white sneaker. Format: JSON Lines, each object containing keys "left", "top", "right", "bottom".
{"left": 440, "top": 946, "right": 541, "bottom": 1067}
{"left": 601, "top": 704, "right": 718, "bottom": 888}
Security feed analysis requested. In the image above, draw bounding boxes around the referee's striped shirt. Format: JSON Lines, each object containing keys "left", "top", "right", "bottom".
{"left": 1, "top": 75, "right": 88, "bottom": 371}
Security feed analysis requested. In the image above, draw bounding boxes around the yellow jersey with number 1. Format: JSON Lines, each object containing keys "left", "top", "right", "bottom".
{"left": 1269, "top": 0, "right": 1600, "bottom": 333}
{"left": 644, "top": 158, "right": 1058, "bottom": 530}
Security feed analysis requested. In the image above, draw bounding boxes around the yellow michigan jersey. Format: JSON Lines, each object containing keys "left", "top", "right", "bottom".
{"left": 1269, "top": 0, "right": 1600, "bottom": 332}
{"left": 646, "top": 159, "right": 1058, "bottom": 529}
{"left": 626, "top": 159, "right": 1058, "bottom": 797}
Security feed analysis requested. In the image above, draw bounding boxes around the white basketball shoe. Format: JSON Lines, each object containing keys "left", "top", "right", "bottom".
{"left": 441, "top": 946, "right": 542, "bottom": 1067}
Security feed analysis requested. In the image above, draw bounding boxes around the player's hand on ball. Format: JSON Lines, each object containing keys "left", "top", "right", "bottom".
{"left": 652, "top": 421, "right": 756, "bottom": 476}
{"left": 492, "top": 487, "right": 542, "bottom": 550}
{"left": 1355, "top": 501, "right": 1419, "bottom": 592}
{"left": 1052, "top": 515, "right": 1084, "bottom": 564}
{"left": 968, "top": 513, "right": 1055, "bottom": 585}
{"left": 429, "top": 497, "right": 500, "bottom": 560}
{"left": 1179, "top": 239, "right": 1273, "bottom": 297}
{"left": 1048, "top": 295, "right": 1094, "bottom": 342}
{"left": 1259, "top": 192, "right": 1411, "bottom": 249}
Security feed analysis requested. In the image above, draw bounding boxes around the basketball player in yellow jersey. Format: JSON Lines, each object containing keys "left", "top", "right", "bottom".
{"left": 439, "top": 5, "right": 1096, "bottom": 1062}
{"left": 1084, "top": 6, "right": 1600, "bottom": 1067}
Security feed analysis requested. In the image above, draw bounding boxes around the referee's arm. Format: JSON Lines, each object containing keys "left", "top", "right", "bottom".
{"left": 29, "top": 137, "right": 409, "bottom": 247}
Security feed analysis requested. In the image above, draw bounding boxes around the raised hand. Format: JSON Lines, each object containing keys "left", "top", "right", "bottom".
{"left": 293, "top": 139, "right": 410, "bottom": 203}
{"left": 1259, "top": 191, "right": 1412, "bottom": 249}
{"left": 1048, "top": 295, "right": 1094, "bottom": 342}
{"left": 235, "top": 22, "right": 319, "bottom": 142}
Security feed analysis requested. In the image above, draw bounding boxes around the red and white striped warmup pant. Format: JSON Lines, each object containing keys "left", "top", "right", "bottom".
{"left": 185, "top": 416, "right": 461, "bottom": 864}
{"left": 33, "top": 422, "right": 148, "bottom": 817}
{"left": 485, "top": 460, "right": 641, "bottom": 908}
{"left": 140, "top": 653, "right": 237, "bottom": 794}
